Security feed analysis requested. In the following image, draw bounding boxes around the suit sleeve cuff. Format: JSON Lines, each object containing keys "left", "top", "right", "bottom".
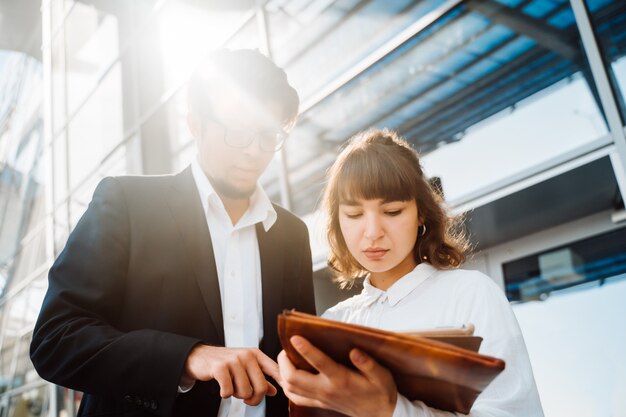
{"left": 177, "top": 375, "right": 196, "bottom": 394}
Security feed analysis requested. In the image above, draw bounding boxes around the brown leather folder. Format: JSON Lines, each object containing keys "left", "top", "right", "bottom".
{"left": 278, "top": 310, "right": 505, "bottom": 416}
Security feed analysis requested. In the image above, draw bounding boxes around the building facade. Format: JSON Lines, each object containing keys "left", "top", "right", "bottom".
{"left": 0, "top": 0, "right": 625, "bottom": 416}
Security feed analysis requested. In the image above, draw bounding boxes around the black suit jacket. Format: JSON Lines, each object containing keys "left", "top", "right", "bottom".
{"left": 30, "top": 167, "right": 316, "bottom": 417}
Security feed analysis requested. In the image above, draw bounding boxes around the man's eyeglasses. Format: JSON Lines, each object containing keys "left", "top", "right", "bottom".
{"left": 203, "top": 116, "right": 288, "bottom": 153}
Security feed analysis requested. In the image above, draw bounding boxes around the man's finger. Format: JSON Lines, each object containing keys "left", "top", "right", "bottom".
{"left": 265, "top": 381, "right": 278, "bottom": 397}
{"left": 230, "top": 358, "right": 253, "bottom": 400}
{"left": 244, "top": 358, "right": 270, "bottom": 405}
{"left": 255, "top": 350, "right": 281, "bottom": 382}
{"left": 290, "top": 336, "right": 339, "bottom": 377}
{"left": 242, "top": 381, "right": 277, "bottom": 406}
{"left": 213, "top": 365, "right": 234, "bottom": 398}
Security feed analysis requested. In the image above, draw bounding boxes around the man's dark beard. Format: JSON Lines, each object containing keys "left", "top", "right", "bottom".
{"left": 207, "top": 173, "right": 255, "bottom": 200}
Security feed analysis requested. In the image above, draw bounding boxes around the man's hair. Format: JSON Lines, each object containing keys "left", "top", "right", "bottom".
{"left": 323, "top": 128, "right": 469, "bottom": 288}
{"left": 187, "top": 49, "right": 299, "bottom": 129}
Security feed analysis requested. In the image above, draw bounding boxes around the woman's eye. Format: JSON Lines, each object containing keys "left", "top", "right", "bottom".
{"left": 385, "top": 209, "right": 402, "bottom": 216}
{"left": 343, "top": 212, "right": 362, "bottom": 219}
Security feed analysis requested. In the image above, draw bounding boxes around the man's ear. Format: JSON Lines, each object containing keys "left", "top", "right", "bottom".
{"left": 187, "top": 111, "right": 200, "bottom": 139}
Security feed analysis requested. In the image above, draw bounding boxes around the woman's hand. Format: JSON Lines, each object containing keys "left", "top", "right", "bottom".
{"left": 277, "top": 336, "right": 397, "bottom": 417}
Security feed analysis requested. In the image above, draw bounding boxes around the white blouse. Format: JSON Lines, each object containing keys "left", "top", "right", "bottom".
{"left": 322, "top": 263, "right": 544, "bottom": 417}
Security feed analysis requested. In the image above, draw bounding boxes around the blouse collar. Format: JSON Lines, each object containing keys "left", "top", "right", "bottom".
{"left": 360, "top": 263, "right": 438, "bottom": 307}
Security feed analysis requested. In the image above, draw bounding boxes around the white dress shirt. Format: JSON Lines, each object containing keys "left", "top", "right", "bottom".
{"left": 191, "top": 157, "right": 277, "bottom": 417}
{"left": 323, "top": 263, "right": 544, "bottom": 417}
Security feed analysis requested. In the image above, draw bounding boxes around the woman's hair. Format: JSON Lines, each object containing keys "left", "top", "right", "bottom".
{"left": 323, "top": 128, "right": 469, "bottom": 288}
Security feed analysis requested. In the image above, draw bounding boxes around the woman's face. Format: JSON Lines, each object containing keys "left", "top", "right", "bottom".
{"left": 338, "top": 197, "right": 420, "bottom": 287}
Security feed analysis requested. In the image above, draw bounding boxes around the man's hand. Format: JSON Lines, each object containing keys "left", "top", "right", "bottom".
{"left": 278, "top": 336, "right": 397, "bottom": 417}
{"left": 183, "top": 345, "right": 280, "bottom": 406}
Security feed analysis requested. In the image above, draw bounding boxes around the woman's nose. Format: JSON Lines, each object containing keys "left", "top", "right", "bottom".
{"left": 364, "top": 215, "right": 384, "bottom": 241}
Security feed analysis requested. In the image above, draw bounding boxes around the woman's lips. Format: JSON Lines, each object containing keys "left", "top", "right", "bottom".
{"left": 363, "top": 249, "right": 389, "bottom": 260}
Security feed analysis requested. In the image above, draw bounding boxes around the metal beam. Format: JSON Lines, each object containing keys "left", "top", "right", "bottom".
{"left": 314, "top": 0, "right": 573, "bottom": 146}
{"left": 466, "top": 0, "right": 580, "bottom": 61}
{"left": 0, "top": 0, "right": 42, "bottom": 59}
{"left": 407, "top": 56, "right": 574, "bottom": 144}
{"left": 571, "top": 0, "right": 626, "bottom": 203}
{"left": 299, "top": 0, "right": 465, "bottom": 114}
{"left": 280, "top": 0, "right": 376, "bottom": 68}
{"left": 396, "top": 46, "right": 546, "bottom": 137}
{"left": 312, "top": 5, "right": 478, "bottom": 141}
{"left": 256, "top": 0, "right": 293, "bottom": 210}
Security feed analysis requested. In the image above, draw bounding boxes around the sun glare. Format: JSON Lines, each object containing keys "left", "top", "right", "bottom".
{"left": 158, "top": 3, "right": 246, "bottom": 89}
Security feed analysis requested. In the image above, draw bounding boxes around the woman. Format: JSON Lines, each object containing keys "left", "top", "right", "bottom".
{"left": 278, "top": 129, "right": 543, "bottom": 416}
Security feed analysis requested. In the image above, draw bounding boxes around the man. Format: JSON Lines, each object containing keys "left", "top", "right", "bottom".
{"left": 30, "top": 49, "right": 316, "bottom": 417}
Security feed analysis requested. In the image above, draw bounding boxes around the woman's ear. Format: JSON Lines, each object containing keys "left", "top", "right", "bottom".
{"left": 417, "top": 208, "right": 425, "bottom": 227}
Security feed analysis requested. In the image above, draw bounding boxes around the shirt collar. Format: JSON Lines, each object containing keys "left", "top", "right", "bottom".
{"left": 360, "top": 263, "right": 438, "bottom": 307}
{"left": 190, "top": 156, "right": 277, "bottom": 231}
{"left": 359, "top": 277, "right": 386, "bottom": 307}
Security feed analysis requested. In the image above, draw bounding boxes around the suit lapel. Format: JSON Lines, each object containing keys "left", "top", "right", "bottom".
{"left": 257, "top": 219, "right": 285, "bottom": 356}
{"left": 168, "top": 167, "right": 225, "bottom": 344}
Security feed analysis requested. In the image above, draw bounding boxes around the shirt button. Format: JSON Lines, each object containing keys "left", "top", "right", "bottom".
{"left": 230, "top": 314, "right": 236, "bottom": 320}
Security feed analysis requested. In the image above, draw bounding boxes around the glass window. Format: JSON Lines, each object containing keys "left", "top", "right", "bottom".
{"left": 67, "top": 62, "right": 124, "bottom": 189}
{"left": 0, "top": 262, "right": 10, "bottom": 298}
{"left": 69, "top": 175, "right": 100, "bottom": 230}
{"left": 50, "top": 0, "right": 74, "bottom": 33}
{"left": 1, "top": 287, "right": 41, "bottom": 347}
{"left": 505, "top": 225, "right": 626, "bottom": 415}
{"left": 0, "top": 299, "right": 19, "bottom": 393}
{"left": 124, "top": 134, "right": 143, "bottom": 175}
{"left": 51, "top": 33, "right": 67, "bottom": 137}
{"left": 8, "top": 226, "right": 47, "bottom": 291}
{"left": 1, "top": 148, "right": 48, "bottom": 292}
{"left": 56, "top": 387, "right": 82, "bottom": 417}
{"left": 280, "top": 0, "right": 612, "bottom": 215}
{"left": 52, "top": 135, "right": 68, "bottom": 206}
{"left": 170, "top": 89, "right": 193, "bottom": 156}
{"left": 68, "top": 137, "right": 135, "bottom": 230}
{"left": 10, "top": 332, "right": 39, "bottom": 390}
{"left": 513, "top": 274, "right": 626, "bottom": 416}
{"left": 65, "top": 2, "right": 119, "bottom": 116}
{"left": 421, "top": 73, "right": 609, "bottom": 203}
{"left": 6, "top": 386, "right": 48, "bottom": 417}
{"left": 503, "top": 226, "right": 626, "bottom": 301}
{"left": 614, "top": 56, "right": 626, "bottom": 111}
{"left": 282, "top": 0, "right": 444, "bottom": 100}
{"left": 53, "top": 206, "right": 71, "bottom": 256}
{"left": 52, "top": 213, "right": 68, "bottom": 246}
{"left": 0, "top": 336, "right": 12, "bottom": 394}
{"left": 173, "top": 141, "right": 196, "bottom": 173}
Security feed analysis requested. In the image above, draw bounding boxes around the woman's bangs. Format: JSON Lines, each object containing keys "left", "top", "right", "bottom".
{"left": 336, "top": 151, "right": 414, "bottom": 203}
